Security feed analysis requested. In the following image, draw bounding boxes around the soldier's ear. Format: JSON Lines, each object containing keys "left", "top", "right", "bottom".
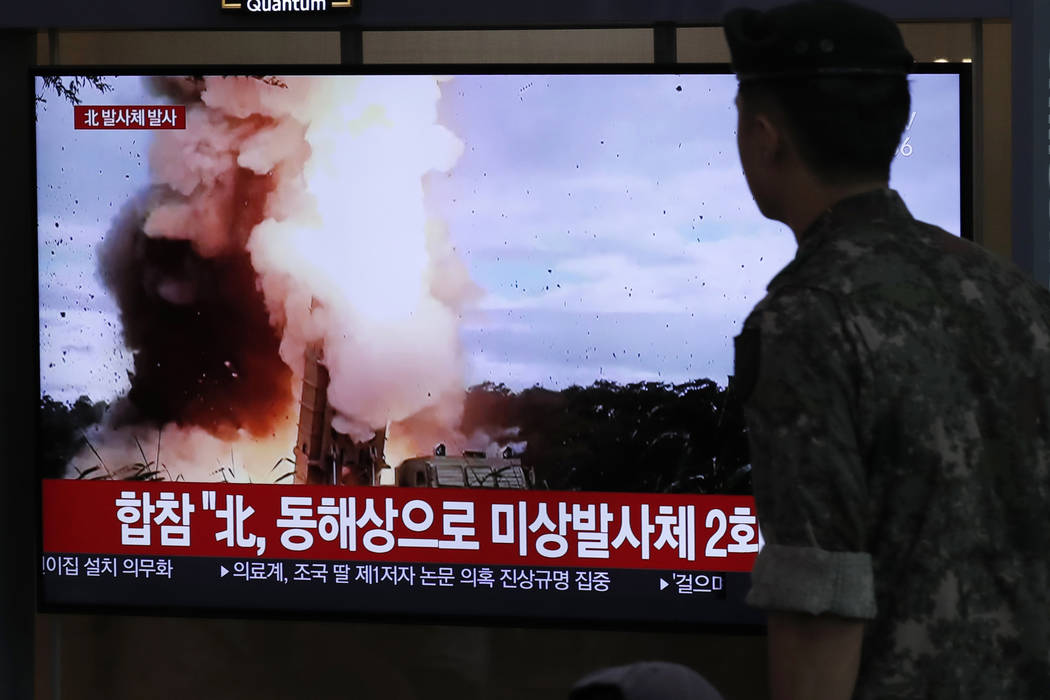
{"left": 750, "top": 112, "right": 786, "bottom": 165}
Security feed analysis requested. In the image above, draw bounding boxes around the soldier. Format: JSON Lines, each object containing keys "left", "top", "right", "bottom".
{"left": 724, "top": 1, "right": 1050, "bottom": 699}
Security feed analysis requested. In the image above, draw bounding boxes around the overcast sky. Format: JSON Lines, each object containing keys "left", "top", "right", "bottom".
{"left": 37, "top": 72, "right": 961, "bottom": 403}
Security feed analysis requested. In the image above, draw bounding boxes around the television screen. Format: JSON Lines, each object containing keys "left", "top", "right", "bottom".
{"left": 36, "top": 66, "right": 966, "bottom": 625}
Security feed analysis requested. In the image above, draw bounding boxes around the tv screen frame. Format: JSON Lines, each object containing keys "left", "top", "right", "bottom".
{"left": 33, "top": 62, "right": 973, "bottom": 631}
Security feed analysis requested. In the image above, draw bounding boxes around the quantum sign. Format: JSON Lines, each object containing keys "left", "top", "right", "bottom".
{"left": 220, "top": 0, "right": 352, "bottom": 12}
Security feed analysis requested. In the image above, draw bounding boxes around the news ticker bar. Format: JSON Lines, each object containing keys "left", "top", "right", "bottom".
{"left": 43, "top": 480, "right": 762, "bottom": 572}
{"left": 41, "top": 553, "right": 763, "bottom": 625}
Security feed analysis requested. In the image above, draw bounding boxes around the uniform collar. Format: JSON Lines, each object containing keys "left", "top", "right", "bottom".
{"left": 767, "top": 188, "right": 912, "bottom": 292}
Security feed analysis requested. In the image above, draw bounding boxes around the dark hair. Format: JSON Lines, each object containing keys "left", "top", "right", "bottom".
{"left": 568, "top": 687, "right": 625, "bottom": 700}
{"left": 737, "top": 75, "right": 911, "bottom": 183}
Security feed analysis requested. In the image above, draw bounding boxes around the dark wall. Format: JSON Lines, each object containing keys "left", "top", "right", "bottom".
{"left": 36, "top": 615, "right": 766, "bottom": 700}
{"left": 0, "top": 29, "right": 38, "bottom": 700}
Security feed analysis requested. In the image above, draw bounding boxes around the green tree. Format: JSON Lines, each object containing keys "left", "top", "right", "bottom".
{"left": 460, "top": 377, "right": 751, "bottom": 495}
{"left": 36, "top": 76, "right": 113, "bottom": 107}
{"left": 38, "top": 394, "right": 107, "bottom": 479}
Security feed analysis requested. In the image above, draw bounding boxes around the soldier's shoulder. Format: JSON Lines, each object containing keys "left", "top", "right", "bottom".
{"left": 913, "top": 219, "right": 1050, "bottom": 316}
{"left": 783, "top": 214, "right": 1049, "bottom": 310}
{"left": 743, "top": 283, "right": 841, "bottom": 337}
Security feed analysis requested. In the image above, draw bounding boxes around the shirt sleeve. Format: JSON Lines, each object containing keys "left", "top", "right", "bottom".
{"left": 736, "top": 286, "right": 876, "bottom": 619}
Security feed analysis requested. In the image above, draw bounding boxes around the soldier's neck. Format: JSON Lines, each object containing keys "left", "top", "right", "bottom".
{"left": 785, "top": 179, "right": 889, "bottom": 244}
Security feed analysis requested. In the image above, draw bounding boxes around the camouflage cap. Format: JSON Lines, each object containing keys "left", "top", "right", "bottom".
{"left": 723, "top": 0, "right": 914, "bottom": 82}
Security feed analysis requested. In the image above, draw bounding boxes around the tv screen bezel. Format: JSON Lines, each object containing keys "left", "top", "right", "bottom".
{"left": 31, "top": 62, "right": 974, "bottom": 632}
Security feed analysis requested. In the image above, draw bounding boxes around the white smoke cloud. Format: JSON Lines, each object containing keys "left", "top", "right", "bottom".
{"left": 72, "top": 74, "right": 477, "bottom": 481}
{"left": 247, "top": 75, "right": 475, "bottom": 446}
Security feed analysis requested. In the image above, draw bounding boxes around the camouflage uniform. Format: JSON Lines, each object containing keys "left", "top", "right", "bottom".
{"left": 735, "top": 188, "right": 1050, "bottom": 698}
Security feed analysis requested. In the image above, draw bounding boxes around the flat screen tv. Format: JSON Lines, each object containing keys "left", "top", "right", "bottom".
{"left": 35, "top": 65, "right": 969, "bottom": 626}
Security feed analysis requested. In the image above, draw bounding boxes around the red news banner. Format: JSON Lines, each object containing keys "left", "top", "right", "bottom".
{"left": 43, "top": 480, "right": 762, "bottom": 572}
{"left": 74, "top": 105, "right": 186, "bottom": 130}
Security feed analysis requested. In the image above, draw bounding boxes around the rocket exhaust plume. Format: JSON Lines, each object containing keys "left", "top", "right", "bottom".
{"left": 78, "top": 74, "right": 476, "bottom": 482}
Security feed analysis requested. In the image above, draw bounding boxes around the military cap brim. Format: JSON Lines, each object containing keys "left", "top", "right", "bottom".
{"left": 723, "top": 0, "right": 914, "bottom": 82}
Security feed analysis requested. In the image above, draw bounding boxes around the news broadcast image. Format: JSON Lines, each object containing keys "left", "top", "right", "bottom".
{"left": 35, "top": 72, "right": 962, "bottom": 622}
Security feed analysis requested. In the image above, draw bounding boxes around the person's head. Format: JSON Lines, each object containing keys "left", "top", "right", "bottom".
{"left": 568, "top": 661, "right": 725, "bottom": 700}
{"left": 734, "top": 74, "right": 910, "bottom": 219}
{"left": 724, "top": 0, "right": 913, "bottom": 226}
